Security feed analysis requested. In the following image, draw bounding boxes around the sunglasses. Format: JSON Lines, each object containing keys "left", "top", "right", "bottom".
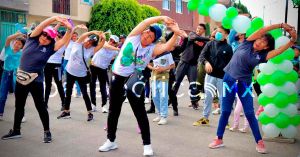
{"left": 42, "top": 32, "right": 52, "bottom": 40}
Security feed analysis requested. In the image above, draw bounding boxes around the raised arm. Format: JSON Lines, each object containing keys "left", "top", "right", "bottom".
{"left": 5, "top": 32, "right": 23, "bottom": 47}
{"left": 30, "top": 16, "right": 66, "bottom": 38}
{"left": 103, "top": 42, "right": 120, "bottom": 51}
{"left": 247, "top": 23, "right": 288, "bottom": 41}
{"left": 54, "top": 19, "right": 73, "bottom": 51}
{"left": 266, "top": 26, "right": 297, "bottom": 60}
{"left": 128, "top": 16, "right": 175, "bottom": 37}
{"left": 93, "top": 32, "right": 106, "bottom": 53}
{"left": 65, "top": 24, "right": 88, "bottom": 46}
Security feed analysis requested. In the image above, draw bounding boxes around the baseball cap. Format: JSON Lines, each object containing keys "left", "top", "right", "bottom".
{"left": 88, "top": 34, "right": 99, "bottom": 46}
{"left": 110, "top": 35, "right": 119, "bottom": 43}
{"left": 43, "top": 26, "right": 57, "bottom": 39}
{"left": 119, "top": 34, "right": 126, "bottom": 39}
{"left": 149, "top": 25, "right": 162, "bottom": 42}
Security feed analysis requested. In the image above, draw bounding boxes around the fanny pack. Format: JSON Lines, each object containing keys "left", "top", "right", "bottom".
{"left": 16, "top": 69, "right": 38, "bottom": 85}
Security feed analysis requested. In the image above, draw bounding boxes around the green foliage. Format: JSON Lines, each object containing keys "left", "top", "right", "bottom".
{"left": 292, "top": 0, "right": 300, "bottom": 6}
{"left": 88, "top": 0, "right": 160, "bottom": 36}
{"left": 233, "top": 1, "right": 251, "bottom": 17}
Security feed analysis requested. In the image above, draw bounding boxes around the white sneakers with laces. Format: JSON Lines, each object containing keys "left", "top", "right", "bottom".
{"left": 99, "top": 139, "right": 118, "bottom": 152}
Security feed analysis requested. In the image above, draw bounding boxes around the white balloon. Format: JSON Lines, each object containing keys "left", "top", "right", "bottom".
{"left": 259, "top": 63, "right": 276, "bottom": 75}
{"left": 280, "top": 104, "right": 298, "bottom": 117}
{"left": 276, "top": 60, "right": 293, "bottom": 73}
{"left": 262, "top": 124, "right": 281, "bottom": 138}
{"left": 209, "top": 4, "right": 227, "bottom": 22}
{"left": 264, "top": 104, "right": 279, "bottom": 117}
{"left": 275, "top": 36, "right": 290, "bottom": 49}
{"left": 232, "top": 15, "right": 251, "bottom": 33}
{"left": 281, "top": 125, "right": 297, "bottom": 138}
{"left": 261, "top": 84, "right": 278, "bottom": 97}
{"left": 279, "top": 82, "right": 297, "bottom": 95}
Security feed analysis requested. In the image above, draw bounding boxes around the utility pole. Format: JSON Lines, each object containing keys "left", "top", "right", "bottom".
{"left": 284, "top": 0, "right": 288, "bottom": 35}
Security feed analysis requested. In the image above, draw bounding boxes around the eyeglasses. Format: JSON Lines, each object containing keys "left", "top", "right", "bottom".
{"left": 42, "top": 32, "right": 52, "bottom": 40}
{"left": 145, "top": 30, "right": 155, "bottom": 41}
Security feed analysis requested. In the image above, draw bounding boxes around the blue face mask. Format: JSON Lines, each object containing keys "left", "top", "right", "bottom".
{"left": 215, "top": 32, "right": 223, "bottom": 41}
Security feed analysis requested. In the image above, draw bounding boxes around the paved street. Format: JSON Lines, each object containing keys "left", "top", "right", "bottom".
{"left": 0, "top": 79, "right": 299, "bottom": 157}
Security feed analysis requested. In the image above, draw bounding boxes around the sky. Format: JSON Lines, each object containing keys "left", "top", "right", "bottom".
{"left": 239, "top": 0, "right": 298, "bottom": 30}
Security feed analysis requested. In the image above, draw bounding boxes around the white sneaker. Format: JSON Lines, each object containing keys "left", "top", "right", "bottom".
{"left": 200, "top": 92, "right": 205, "bottom": 100}
{"left": 21, "top": 116, "right": 26, "bottom": 123}
{"left": 144, "top": 97, "right": 150, "bottom": 104}
{"left": 92, "top": 104, "right": 97, "bottom": 112}
{"left": 0, "top": 115, "right": 3, "bottom": 121}
{"left": 152, "top": 116, "right": 161, "bottom": 122}
{"left": 158, "top": 117, "right": 167, "bottom": 125}
{"left": 99, "top": 139, "right": 118, "bottom": 152}
{"left": 124, "top": 98, "right": 128, "bottom": 103}
{"left": 143, "top": 144, "right": 154, "bottom": 156}
{"left": 102, "top": 105, "right": 108, "bottom": 113}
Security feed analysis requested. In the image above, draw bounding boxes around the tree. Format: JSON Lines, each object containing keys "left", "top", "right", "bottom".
{"left": 233, "top": 0, "right": 251, "bottom": 17}
{"left": 88, "top": 0, "right": 160, "bottom": 36}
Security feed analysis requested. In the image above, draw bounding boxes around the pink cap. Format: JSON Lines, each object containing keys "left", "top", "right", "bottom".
{"left": 43, "top": 26, "right": 58, "bottom": 39}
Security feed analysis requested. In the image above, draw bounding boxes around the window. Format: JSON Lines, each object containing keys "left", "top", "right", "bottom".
{"left": 162, "top": 0, "right": 170, "bottom": 10}
{"left": 176, "top": 0, "right": 183, "bottom": 13}
{"left": 53, "top": 0, "right": 70, "bottom": 15}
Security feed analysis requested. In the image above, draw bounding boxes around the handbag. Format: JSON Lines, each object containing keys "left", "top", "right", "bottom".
{"left": 82, "top": 46, "right": 91, "bottom": 84}
{"left": 125, "top": 45, "right": 146, "bottom": 98}
{"left": 16, "top": 69, "right": 38, "bottom": 85}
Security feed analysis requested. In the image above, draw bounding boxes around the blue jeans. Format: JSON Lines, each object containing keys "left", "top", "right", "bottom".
{"left": 0, "top": 70, "right": 16, "bottom": 114}
{"left": 62, "top": 59, "right": 81, "bottom": 95}
{"left": 151, "top": 80, "right": 169, "bottom": 118}
{"left": 203, "top": 74, "right": 223, "bottom": 119}
{"left": 216, "top": 73, "right": 262, "bottom": 143}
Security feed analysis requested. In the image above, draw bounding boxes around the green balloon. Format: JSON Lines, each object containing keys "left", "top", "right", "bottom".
{"left": 198, "top": 4, "right": 209, "bottom": 16}
{"left": 291, "top": 115, "right": 300, "bottom": 126}
{"left": 258, "top": 94, "right": 272, "bottom": 106}
{"left": 270, "top": 55, "right": 285, "bottom": 64}
{"left": 251, "top": 17, "right": 264, "bottom": 29}
{"left": 187, "top": 1, "right": 198, "bottom": 11}
{"left": 273, "top": 92, "right": 289, "bottom": 108}
{"left": 258, "top": 112, "right": 272, "bottom": 124}
{"left": 226, "top": 7, "right": 238, "bottom": 18}
{"left": 283, "top": 48, "right": 295, "bottom": 60}
{"left": 203, "top": 0, "right": 217, "bottom": 7}
{"left": 269, "top": 29, "right": 283, "bottom": 39}
{"left": 222, "top": 17, "right": 233, "bottom": 29}
{"left": 257, "top": 73, "right": 271, "bottom": 86}
{"left": 287, "top": 70, "right": 299, "bottom": 83}
{"left": 246, "top": 28, "right": 255, "bottom": 37}
{"left": 288, "top": 94, "right": 298, "bottom": 104}
{"left": 270, "top": 71, "right": 287, "bottom": 86}
{"left": 274, "top": 113, "right": 290, "bottom": 128}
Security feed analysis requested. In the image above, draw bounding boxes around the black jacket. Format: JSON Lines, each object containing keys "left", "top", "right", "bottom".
{"left": 198, "top": 40, "right": 233, "bottom": 79}
{"left": 180, "top": 32, "right": 210, "bottom": 65}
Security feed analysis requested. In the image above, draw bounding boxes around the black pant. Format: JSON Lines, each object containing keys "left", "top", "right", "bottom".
{"left": 44, "top": 63, "right": 65, "bottom": 107}
{"left": 107, "top": 74, "right": 151, "bottom": 145}
{"left": 13, "top": 81, "right": 49, "bottom": 131}
{"left": 65, "top": 72, "right": 92, "bottom": 111}
{"left": 253, "top": 81, "right": 262, "bottom": 96}
{"left": 172, "top": 61, "right": 200, "bottom": 103}
{"left": 168, "top": 70, "right": 178, "bottom": 111}
{"left": 90, "top": 65, "right": 108, "bottom": 106}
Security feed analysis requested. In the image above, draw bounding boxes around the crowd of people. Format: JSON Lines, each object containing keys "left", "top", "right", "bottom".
{"left": 0, "top": 15, "right": 298, "bottom": 156}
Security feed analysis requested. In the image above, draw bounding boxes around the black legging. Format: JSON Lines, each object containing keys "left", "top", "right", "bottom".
{"left": 64, "top": 72, "right": 92, "bottom": 111}
{"left": 14, "top": 81, "right": 49, "bottom": 131}
{"left": 107, "top": 73, "right": 151, "bottom": 145}
{"left": 44, "top": 63, "right": 65, "bottom": 107}
{"left": 90, "top": 65, "right": 108, "bottom": 106}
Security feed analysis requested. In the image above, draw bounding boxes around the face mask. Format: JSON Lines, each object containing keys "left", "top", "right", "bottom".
{"left": 234, "top": 35, "right": 240, "bottom": 41}
{"left": 215, "top": 32, "right": 223, "bottom": 41}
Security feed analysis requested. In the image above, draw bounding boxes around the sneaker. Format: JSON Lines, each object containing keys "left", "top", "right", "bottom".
{"left": 2, "top": 129, "right": 21, "bottom": 140}
{"left": 57, "top": 111, "right": 71, "bottom": 119}
{"left": 240, "top": 112, "right": 244, "bottom": 117}
{"left": 99, "top": 139, "right": 118, "bottom": 152}
{"left": 173, "top": 110, "right": 178, "bottom": 116}
{"left": 87, "top": 113, "right": 93, "bottom": 121}
{"left": 124, "top": 98, "right": 128, "bottom": 103}
{"left": 229, "top": 126, "right": 239, "bottom": 132}
{"left": 256, "top": 140, "right": 267, "bottom": 154}
{"left": 212, "top": 108, "right": 221, "bottom": 115}
{"left": 191, "top": 102, "right": 199, "bottom": 110}
{"left": 102, "top": 105, "right": 108, "bottom": 113}
{"left": 239, "top": 127, "right": 250, "bottom": 133}
{"left": 226, "top": 124, "right": 230, "bottom": 129}
{"left": 143, "top": 144, "right": 154, "bottom": 156}
{"left": 21, "top": 116, "right": 26, "bottom": 123}
{"left": 103, "top": 124, "right": 108, "bottom": 131}
{"left": 146, "top": 108, "right": 155, "bottom": 114}
{"left": 153, "top": 116, "right": 161, "bottom": 122}
{"left": 208, "top": 138, "right": 224, "bottom": 149}
{"left": 200, "top": 92, "right": 205, "bottom": 100}
{"left": 92, "top": 104, "right": 97, "bottom": 112}
{"left": 43, "top": 131, "right": 52, "bottom": 143}
{"left": 0, "top": 115, "right": 3, "bottom": 121}
{"left": 193, "top": 117, "right": 209, "bottom": 126}
{"left": 158, "top": 117, "right": 167, "bottom": 125}
{"left": 144, "top": 97, "right": 150, "bottom": 104}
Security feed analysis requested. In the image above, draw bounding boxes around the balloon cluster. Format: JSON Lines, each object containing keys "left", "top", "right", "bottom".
{"left": 257, "top": 32, "right": 299, "bottom": 138}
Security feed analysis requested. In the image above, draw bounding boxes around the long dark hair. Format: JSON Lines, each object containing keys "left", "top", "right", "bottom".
{"left": 263, "top": 33, "right": 275, "bottom": 52}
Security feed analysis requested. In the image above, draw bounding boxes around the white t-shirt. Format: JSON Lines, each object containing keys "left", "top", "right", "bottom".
{"left": 47, "top": 45, "right": 66, "bottom": 64}
{"left": 92, "top": 48, "right": 118, "bottom": 69}
{"left": 112, "top": 35, "right": 155, "bottom": 77}
{"left": 152, "top": 53, "right": 174, "bottom": 68}
{"left": 64, "top": 40, "right": 75, "bottom": 60}
{"left": 66, "top": 42, "right": 94, "bottom": 77}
